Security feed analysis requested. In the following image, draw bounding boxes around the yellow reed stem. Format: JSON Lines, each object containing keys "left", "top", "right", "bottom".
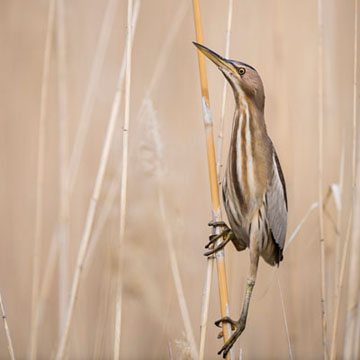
{"left": 192, "top": 1, "right": 232, "bottom": 359}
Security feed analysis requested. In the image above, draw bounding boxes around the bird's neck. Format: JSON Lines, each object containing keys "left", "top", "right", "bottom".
{"left": 230, "top": 97, "right": 267, "bottom": 150}
{"left": 227, "top": 96, "right": 272, "bottom": 209}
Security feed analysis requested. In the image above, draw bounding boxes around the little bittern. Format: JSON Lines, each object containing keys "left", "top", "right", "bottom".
{"left": 193, "top": 42, "right": 288, "bottom": 358}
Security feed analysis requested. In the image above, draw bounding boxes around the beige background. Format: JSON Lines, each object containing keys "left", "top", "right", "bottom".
{"left": 0, "top": 0, "right": 357, "bottom": 359}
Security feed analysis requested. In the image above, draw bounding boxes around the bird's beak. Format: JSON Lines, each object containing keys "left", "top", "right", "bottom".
{"left": 193, "top": 42, "right": 237, "bottom": 74}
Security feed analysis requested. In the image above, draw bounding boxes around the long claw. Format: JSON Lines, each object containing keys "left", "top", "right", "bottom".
{"left": 216, "top": 318, "right": 236, "bottom": 339}
{"left": 204, "top": 226, "right": 232, "bottom": 256}
{"left": 208, "top": 220, "right": 228, "bottom": 228}
{"left": 218, "top": 331, "right": 240, "bottom": 358}
{"left": 205, "top": 233, "right": 222, "bottom": 249}
{"left": 215, "top": 316, "right": 238, "bottom": 328}
{"left": 215, "top": 317, "right": 246, "bottom": 358}
{"left": 204, "top": 233, "right": 232, "bottom": 256}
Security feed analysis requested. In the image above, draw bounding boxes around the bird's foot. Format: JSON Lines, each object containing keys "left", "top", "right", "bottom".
{"left": 205, "top": 221, "right": 233, "bottom": 256}
{"left": 208, "top": 220, "right": 229, "bottom": 228}
{"left": 215, "top": 316, "right": 246, "bottom": 358}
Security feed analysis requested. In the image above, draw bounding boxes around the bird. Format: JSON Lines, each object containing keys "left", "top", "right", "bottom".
{"left": 193, "top": 42, "right": 288, "bottom": 358}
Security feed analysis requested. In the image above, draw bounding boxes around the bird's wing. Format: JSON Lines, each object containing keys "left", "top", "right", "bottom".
{"left": 265, "top": 149, "right": 288, "bottom": 250}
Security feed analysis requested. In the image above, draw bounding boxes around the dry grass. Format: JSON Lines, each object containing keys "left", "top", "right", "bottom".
{"left": 0, "top": 293, "right": 16, "bottom": 360}
{"left": 0, "top": 1, "right": 359, "bottom": 359}
{"left": 30, "top": 0, "right": 55, "bottom": 358}
{"left": 316, "top": 1, "right": 328, "bottom": 356}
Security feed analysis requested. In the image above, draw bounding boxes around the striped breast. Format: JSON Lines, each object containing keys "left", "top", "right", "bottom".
{"left": 222, "top": 98, "right": 273, "bottom": 249}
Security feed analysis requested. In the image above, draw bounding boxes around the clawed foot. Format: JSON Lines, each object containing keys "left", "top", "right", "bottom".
{"left": 215, "top": 316, "right": 246, "bottom": 358}
{"left": 205, "top": 221, "right": 233, "bottom": 256}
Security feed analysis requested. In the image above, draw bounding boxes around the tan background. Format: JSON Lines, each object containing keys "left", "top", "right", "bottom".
{"left": 0, "top": 0, "right": 357, "bottom": 359}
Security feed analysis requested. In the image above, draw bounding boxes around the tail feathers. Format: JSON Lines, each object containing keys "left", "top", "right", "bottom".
{"left": 261, "top": 230, "right": 283, "bottom": 266}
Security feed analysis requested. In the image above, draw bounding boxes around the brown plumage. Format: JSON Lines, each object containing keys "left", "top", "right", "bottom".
{"left": 194, "top": 42, "right": 288, "bottom": 358}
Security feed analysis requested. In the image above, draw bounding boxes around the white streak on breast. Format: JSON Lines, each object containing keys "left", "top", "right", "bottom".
{"left": 236, "top": 112, "right": 243, "bottom": 181}
{"left": 244, "top": 100, "right": 256, "bottom": 198}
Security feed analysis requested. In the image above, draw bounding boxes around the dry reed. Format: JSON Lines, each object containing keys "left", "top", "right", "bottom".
{"left": 317, "top": 0, "right": 328, "bottom": 358}
{"left": 54, "top": 0, "right": 140, "bottom": 355}
{"left": 3, "top": 2, "right": 360, "bottom": 359}
{"left": 285, "top": 202, "right": 318, "bottom": 251}
{"left": 68, "top": 0, "right": 119, "bottom": 192}
{"left": 86, "top": 1, "right": 187, "bottom": 271}
{"left": 276, "top": 275, "right": 293, "bottom": 360}
{"left": 113, "top": 0, "right": 135, "bottom": 357}
{"left": 141, "top": 98, "right": 198, "bottom": 359}
{"left": 192, "top": 1, "right": 232, "bottom": 359}
{"left": 55, "top": 0, "right": 70, "bottom": 335}
{"left": 330, "top": 213, "right": 352, "bottom": 360}
{"left": 216, "top": 0, "right": 233, "bottom": 180}
{"left": 199, "top": 0, "right": 234, "bottom": 357}
{"left": 333, "top": 148, "right": 345, "bottom": 284}
{"left": 0, "top": 293, "right": 16, "bottom": 360}
{"left": 344, "top": 0, "right": 359, "bottom": 357}
{"left": 30, "top": 0, "right": 55, "bottom": 358}
{"left": 34, "top": 2, "right": 140, "bottom": 333}
{"left": 30, "top": 0, "right": 119, "bottom": 354}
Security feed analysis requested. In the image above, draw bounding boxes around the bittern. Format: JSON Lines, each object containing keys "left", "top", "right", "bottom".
{"left": 193, "top": 42, "right": 288, "bottom": 358}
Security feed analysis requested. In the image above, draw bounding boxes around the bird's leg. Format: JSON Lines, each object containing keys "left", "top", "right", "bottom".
{"left": 215, "top": 230, "right": 260, "bottom": 358}
{"left": 205, "top": 221, "right": 235, "bottom": 256}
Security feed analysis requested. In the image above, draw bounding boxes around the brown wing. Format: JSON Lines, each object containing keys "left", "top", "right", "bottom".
{"left": 265, "top": 150, "right": 288, "bottom": 252}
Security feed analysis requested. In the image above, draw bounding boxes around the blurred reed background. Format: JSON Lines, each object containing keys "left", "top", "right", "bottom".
{"left": 0, "top": 0, "right": 359, "bottom": 359}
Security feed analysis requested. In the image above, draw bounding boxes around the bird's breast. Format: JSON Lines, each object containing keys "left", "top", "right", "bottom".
{"left": 224, "top": 103, "right": 272, "bottom": 224}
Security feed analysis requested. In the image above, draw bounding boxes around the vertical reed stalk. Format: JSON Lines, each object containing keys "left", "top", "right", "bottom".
{"left": 113, "top": 0, "right": 136, "bottom": 357}
{"left": 156, "top": 169, "right": 198, "bottom": 360}
{"left": 333, "top": 147, "right": 345, "bottom": 293}
{"left": 276, "top": 275, "right": 293, "bottom": 360}
{"left": 216, "top": 0, "right": 233, "bottom": 180}
{"left": 0, "top": 293, "right": 16, "bottom": 360}
{"left": 86, "top": 1, "right": 185, "bottom": 277}
{"left": 35, "top": 230, "right": 60, "bottom": 327}
{"left": 330, "top": 213, "right": 352, "bottom": 360}
{"left": 30, "top": 0, "right": 55, "bottom": 358}
{"left": 54, "top": 0, "right": 140, "bottom": 355}
{"left": 317, "top": 0, "right": 328, "bottom": 358}
{"left": 71, "top": 0, "right": 140, "bottom": 286}
{"left": 34, "top": 0, "right": 140, "bottom": 332}
{"left": 344, "top": 0, "right": 359, "bottom": 357}
{"left": 216, "top": 0, "right": 234, "bottom": 293}
{"left": 34, "top": 0, "right": 117, "bottom": 327}
{"left": 86, "top": 174, "right": 120, "bottom": 267}
{"left": 141, "top": 97, "right": 198, "bottom": 359}
{"left": 56, "top": 0, "right": 70, "bottom": 335}
{"left": 192, "top": 1, "right": 232, "bottom": 359}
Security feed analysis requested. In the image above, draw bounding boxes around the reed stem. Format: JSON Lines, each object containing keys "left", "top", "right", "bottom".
{"left": 343, "top": 0, "right": 359, "bottom": 357}
{"left": 192, "top": 1, "right": 232, "bottom": 359}
{"left": 53, "top": 0, "right": 140, "bottom": 354}
{"left": 113, "top": 0, "right": 137, "bottom": 358}
{"left": 216, "top": 0, "right": 233, "bottom": 180}
{"left": 30, "top": 0, "right": 55, "bottom": 358}
{"left": 0, "top": 293, "right": 16, "bottom": 360}
{"left": 317, "top": 0, "right": 328, "bottom": 358}
{"left": 56, "top": 0, "right": 70, "bottom": 336}
{"left": 330, "top": 213, "right": 352, "bottom": 360}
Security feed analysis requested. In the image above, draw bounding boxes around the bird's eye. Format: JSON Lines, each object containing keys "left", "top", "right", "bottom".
{"left": 239, "top": 67, "right": 246, "bottom": 75}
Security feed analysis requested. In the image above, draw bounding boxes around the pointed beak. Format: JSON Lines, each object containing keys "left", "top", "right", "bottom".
{"left": 193, "top": 42, "right": 237, "bottom": 74}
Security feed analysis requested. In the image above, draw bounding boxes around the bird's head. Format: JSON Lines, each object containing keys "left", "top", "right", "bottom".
{"left": 193, "top": 42, "right": 264, "bottom": 110}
